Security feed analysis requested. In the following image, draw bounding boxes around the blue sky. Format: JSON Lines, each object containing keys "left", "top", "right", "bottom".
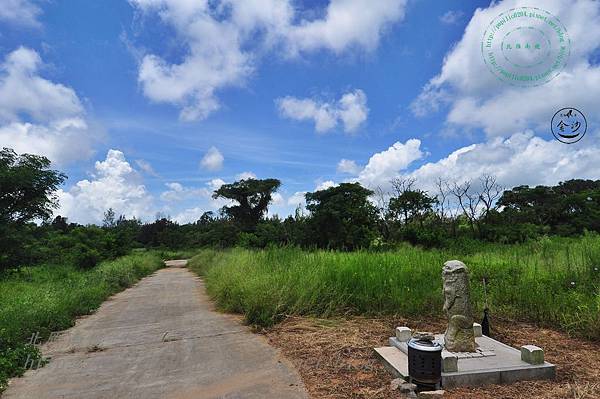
{"left": 1, "top": 0, "right": 599, "bottom": 224}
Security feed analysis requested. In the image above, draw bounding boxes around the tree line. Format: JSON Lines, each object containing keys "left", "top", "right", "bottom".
{"left": 2, "top": 147, "right": 600, "bottom": 271}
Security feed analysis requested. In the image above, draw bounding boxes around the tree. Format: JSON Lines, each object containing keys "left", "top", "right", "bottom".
{"left": 305, "top": 183, "right": 378, "bottom": 250}
{"left": 0, "top": 148, "right": 66, "bottom": 270}
{"left": 212, "top": 178, "right": 281, "bottom": 232}
{"left": 0, "top": 148, "right": 66, "bottom": 224}
{"left": 102, "top": 208, "right": 116, "bottom": 228}
{"left": 388, "top": 189, "right": 436, "bottom": 226}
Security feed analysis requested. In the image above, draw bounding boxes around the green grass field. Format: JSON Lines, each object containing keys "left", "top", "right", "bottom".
{"left": 0, "top": 252, "right": 164, "bottom": 393}
{"left": 188, "top": 235, "right": 600, "bottom": 340}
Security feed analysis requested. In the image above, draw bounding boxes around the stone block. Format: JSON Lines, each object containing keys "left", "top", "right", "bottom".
{"left": 418, "top": 390, "right": 445, "bottom": 398}
{"left": 390, "top": 378, "right": 403, "bottom": 390}
{"left": 399, "top": 382, "right": 417, "bottom": 393}
{"left": 473, "top": 323, "right": 482, "bottom": 337}
{"left": 441, "top": 352, "right": 458, "bottom": 372}
{"left": 396, "top": 327, "right": 412, "bottom": 342}
{"left": 521, "top": 345, "right": 544, "bottom": 365}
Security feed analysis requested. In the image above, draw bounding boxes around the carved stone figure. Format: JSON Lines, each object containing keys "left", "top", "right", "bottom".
{"left": 442, "top": 260, "right": 476, "bottom": 352}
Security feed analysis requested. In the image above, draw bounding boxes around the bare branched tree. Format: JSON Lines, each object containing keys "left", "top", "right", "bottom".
{"left": 373, "top": 186, "right": 391, "bottom": 239}
{"left": 479, "top": 174, "right": 503, "bottom": 217}
{"left": 390, "top": 177, "right": 416, "bottom": 197}
{"left": 373, "top": 186, "right": 390, "bottom": 219}
{"left": 434, "top": 177, "right": 451, "bottom": 220}
{"left": 450, "top": 180, "right": 480, "bottom": 235}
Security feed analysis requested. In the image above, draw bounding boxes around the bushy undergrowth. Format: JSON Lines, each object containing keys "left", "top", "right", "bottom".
{"left": 188, "top": 235, "right": 600, "bottom": 340}
{"left": 0, "top": 252, "right": 163, "bottom": 393}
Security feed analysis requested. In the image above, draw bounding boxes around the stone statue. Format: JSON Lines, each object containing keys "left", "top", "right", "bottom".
{"left": 442, "top": 260, "right": 476, "bottom": 352}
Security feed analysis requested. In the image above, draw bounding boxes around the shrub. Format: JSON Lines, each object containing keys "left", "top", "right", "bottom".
{"left": 71, "top": 245, "right": 100, "bottom": 269}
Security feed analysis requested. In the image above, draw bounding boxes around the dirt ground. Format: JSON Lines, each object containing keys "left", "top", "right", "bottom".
{"left": 263, "top": 316, "right": 600, "bottom": 399}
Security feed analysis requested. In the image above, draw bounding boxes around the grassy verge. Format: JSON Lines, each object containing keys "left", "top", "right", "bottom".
{"left": 188, "top": 235, "right": 600, "bottom": 340}
{"left": 0, "top": 252, "right": 164, "bottom": 393}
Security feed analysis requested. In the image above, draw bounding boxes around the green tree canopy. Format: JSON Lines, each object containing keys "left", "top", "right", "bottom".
{"left": 212, "top": 178, "right": 281, "bottom": 231}
{"left": 305, "top": 182, "right": 378, "bottom": 250}
{"left": 388, "top": 189, "right": 437, "bottom": 225}
{"left": 0, "top": 148, "right": 66, "bottom": 224}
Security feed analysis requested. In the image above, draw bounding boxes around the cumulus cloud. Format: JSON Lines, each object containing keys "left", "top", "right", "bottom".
{"left": 0, "top": 0, "right": 42, "bottom": 27}
{"left": 412, "top": 0, "right": 600, "bottom": 137}
{"left": 337, "top": 159, "right": 362, "bottom": 174}
{"left": 57, "top": 150, "right": 154, "bottom": 224}
{"left": 277, "top": 89, "right": 368, "bottom": 133}
{"left": 406, "top": 132, "right": 600, "bottom": 192}
{"left": 0, "top": 47, "right": 95, "bottom": 164}
{"left": 357, "top": 139, "right": 424, "bottom": 188}
{"left": 285, "top": 0, "right": 407, "bottom": 55}
{"left": 200, "top": 146, "right": 224, "bottom": 171}
{"left": 129, "top": 0, "right": 404, "bottom": 120}
{"left": 349, "top": 131, "right": 600, "bottom": 196}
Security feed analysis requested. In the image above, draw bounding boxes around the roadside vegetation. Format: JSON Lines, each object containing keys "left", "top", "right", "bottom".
{"left": 0, "top": 253, "right": 163, "bottom": 393}
{"left": 188, "top": 235, "right": 600, "bottom": 340}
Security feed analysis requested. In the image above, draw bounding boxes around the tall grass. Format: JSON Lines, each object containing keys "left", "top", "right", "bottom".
{"left": 188, "top": 235, "right": 600, "bottom": 340}
{"left": 0, "top": 252, "right": 164, "bottom": 393}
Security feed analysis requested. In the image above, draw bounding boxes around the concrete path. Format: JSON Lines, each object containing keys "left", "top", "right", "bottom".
{"left": 4, "top": 260, "right": 308, "bottom": 399}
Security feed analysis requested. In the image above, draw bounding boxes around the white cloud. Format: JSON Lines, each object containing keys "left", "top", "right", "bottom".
{"left": 135, "top": 159, "right": 159, "bottom": 177}
{"left": 0, "top": 48, "right": 82, "bottom": 122}
{"left": 0, "top": 0, "right": 41, "bottom": 28}
{"left": 207, "top": 178, "right": 226, "bottom": 191}
{"left": 0, "top": 119, "right": 94, "bottom": 165}
{"left": 0, "top": 47, "right": 96, "bottom": 164}
{"left": 129, "top": 0, "right": 404, "bottom": 120}
{"left": 57, "top": 150, "right": 154, "bottom": 224}
{"left": 337, "top": 90, "right": 369, "bottom": 132}
{"left": 285, "top": 0, "right": 407, "bottom": 55}
{"left": 236, "top": 171, "right": 256, "bottom": 180}
{"left": 315, "top": 180, "right": 336, "bottom": 191}
{"left": 277, "top": 89, "right": 368, "bottom": 133}
{"left": 439, "top": 10, "right": 464, "bottom": 25}
{"left": 337, "top": 159, "right": 361, "bottom": 174}
{"left": 287, "top": 191, "right": 307, "bottom": 207}
{"left": 412, "top": 0, "right": 600, "bottom": 137}
{"left": 357, "top": 139, "right": 424, "bottom": 188}
{"left": 352, "top": 131, "right": 600, "bottom": 195}
{"left": 200, "top": 146, "right": 224, "bottom": 171}
{"left": 171, "top": 207, "right": 209, "bottom": 224}
{"left": 410, "top": 132, "right": 600, "bottom": 191}
{"left": 160, "top": 182, "right": 186, "bottom": 202}
{"left": 160, "top": 181, "right": 212, "bottom": 202}
{"left": 271, "top": 192, "right": 284, "bottom": 206}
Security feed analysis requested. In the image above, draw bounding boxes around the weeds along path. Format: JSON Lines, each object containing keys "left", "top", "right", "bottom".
{"left": 3, "top": 262, "right": 307, "bottom": 399}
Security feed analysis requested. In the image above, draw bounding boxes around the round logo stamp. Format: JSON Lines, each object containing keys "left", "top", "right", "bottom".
{"left": 551, "top": 108, "right": 587, "bottom": 144}
{"left": 481, "top": 7, "right": 570, "bottom": 87}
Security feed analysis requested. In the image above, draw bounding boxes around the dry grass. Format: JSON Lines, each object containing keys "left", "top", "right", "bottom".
{"left": 263, "top": 316, "right": 600, "bottom": 399}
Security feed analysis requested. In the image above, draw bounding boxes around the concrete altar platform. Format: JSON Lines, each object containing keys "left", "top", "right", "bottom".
{"left": 375, "top": 334, "right": 555, "bottom": 388}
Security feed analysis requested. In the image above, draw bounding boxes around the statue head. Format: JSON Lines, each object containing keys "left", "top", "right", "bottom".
{"left": 443, "top": 260, "right": 468, "bottom": 277}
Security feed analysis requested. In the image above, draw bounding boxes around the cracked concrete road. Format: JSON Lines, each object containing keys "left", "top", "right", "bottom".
{"left": 4, "top": 261, "right": 308, "bottom": 399}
